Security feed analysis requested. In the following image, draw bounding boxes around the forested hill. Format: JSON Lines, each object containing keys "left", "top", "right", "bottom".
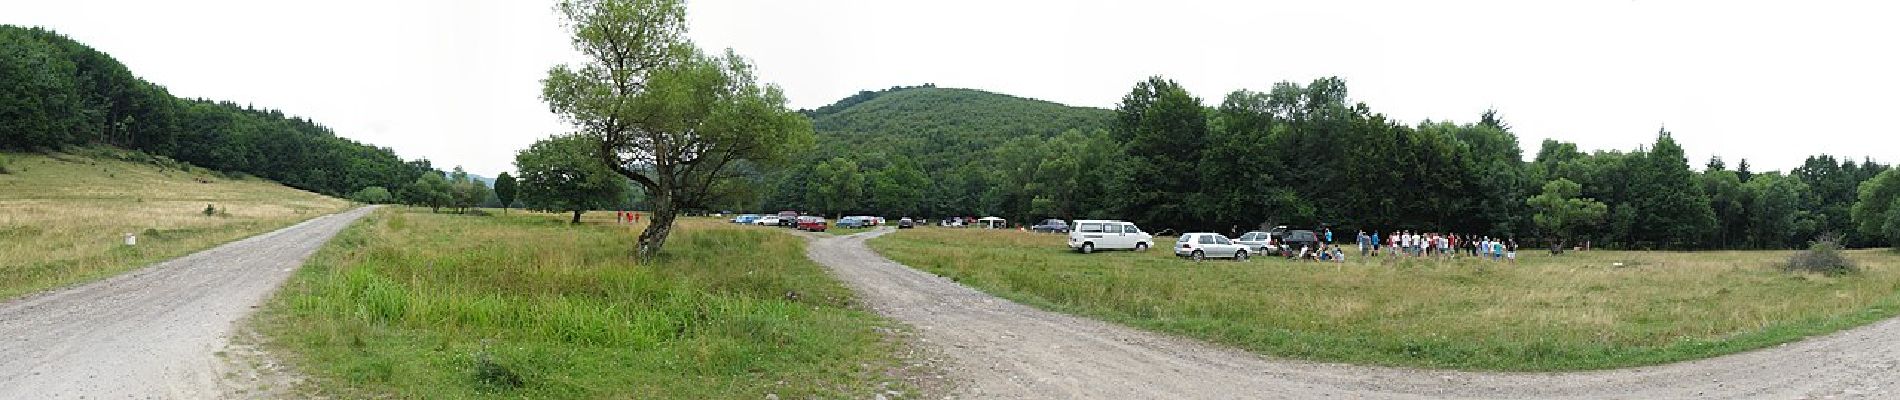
{"left": 761, "top": 86, "right": 1115, "bottom": 216}
{"left": 0, "top": 25, "right": 435, "bottom": 197}
{"left": 806, "top": 85, "right": 1112, "bottom": 164}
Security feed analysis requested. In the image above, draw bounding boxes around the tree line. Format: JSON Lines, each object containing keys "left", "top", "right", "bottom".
{"left": 757, "top": 78, "right": 1898, "bottom": 250}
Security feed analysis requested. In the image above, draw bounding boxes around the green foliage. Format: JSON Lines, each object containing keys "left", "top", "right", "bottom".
{"left": 810, "top": 157, "right": 862, "bottom": 217}
{"left": 544, "top": 0, "right": 814, "bottom": 255}
{"left": 404, "top": 173, "right": 453, "bottom": 213}
{"left": 447, "top": 166, "right": 490, "bottom": 213}
{"left": 202, "top": 203, "right": 216, "bottom": 217}
{"left": 1526, "top": 178, "right": 1608, "bottom": 248}
{"left": 0, "top": 153, "right": 10, "bottom": 174}
{"left": 0, "top": 25, "right": 440, "bottom": 197}
{"left": 350, "top": 186, "right": 394, "bottom": 204}
{"left": 1852, "top": 170, "right": 1900, "bottom": 246}
{"left": 1742, "top": 173, "right": 1813, "bottom": 249}
{"left": 493, "top": 172, "right": 518, "bottom": 210}
{"left": 1114, "top": 76, "right": 1209, "bottom": 231}
{"left": 514, "top": 134, "right": 626, "bottom": 223}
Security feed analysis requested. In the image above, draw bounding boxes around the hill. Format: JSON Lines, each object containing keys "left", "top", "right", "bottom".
{"left": 0, "top": 25, "right": 436, "bottom": 197}
{"left": 0, "top": 147, "right": 351, "bottom": 300}
{"left": 759, "top": 86, "right": 1115, "bottom": 217}
{"left": 805, "top": 86, "right": 1113, "bottom": 167}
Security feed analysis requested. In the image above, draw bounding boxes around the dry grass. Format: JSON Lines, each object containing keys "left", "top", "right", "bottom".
{"left": 870, "top": 227, "right": 1900, "bottom": 371}
{"left": 0, "top": 149, "right": 350, "bottom": 300}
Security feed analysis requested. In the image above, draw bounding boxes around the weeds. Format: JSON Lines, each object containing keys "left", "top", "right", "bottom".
{"left": 1788, "top": 234, "right": 1857, "bottom": 275}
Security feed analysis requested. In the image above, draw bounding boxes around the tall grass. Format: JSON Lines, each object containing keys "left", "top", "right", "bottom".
{"left": 260, "top": 209, "right": 919, "bottom": 398}
{"left": 0, "top": 149, "right": 349, "bottom": 300}
{"left": 870, "top": 227, "right": 1900, "bottom": 371}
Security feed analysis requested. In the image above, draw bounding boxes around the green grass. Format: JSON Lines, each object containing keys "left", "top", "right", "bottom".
{"left": 258, "top": 208, "right": 922, "bottom": 398}
{"left": 0, "top": 147, "right": 350, "bottom": 300}
{"left": 869, "top": 228, "right": 1900, "bottom": 371}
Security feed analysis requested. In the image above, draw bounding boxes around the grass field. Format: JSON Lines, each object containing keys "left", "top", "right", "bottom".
{"left": 257, "top": 208, "right": 924, "bottom": 398}
{"left": 869, "top": 227, "right": 1900, "bottom": 371}
{"left": 0, "top": 148, "right": 350, "bottom": 300}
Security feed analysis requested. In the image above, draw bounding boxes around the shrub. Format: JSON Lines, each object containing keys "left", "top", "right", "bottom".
{"left": 203, "top": 204, "right": 217, "bottom": 217}
{"left": 1787, "top": 234, "right": 1856, "bottom": 275}
{"left": 350, "top": 186, "right": 395, "bottom": 204}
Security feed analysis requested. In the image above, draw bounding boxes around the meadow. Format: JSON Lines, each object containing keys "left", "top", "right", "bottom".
{"left": 868, "top": 227, "right": 1900, "bottom": 371}
{"left": 0, "top": 148, "right": 350, "bottom": 300}
{"left": 257, "top": 208, "right": 925, "bottom": 398}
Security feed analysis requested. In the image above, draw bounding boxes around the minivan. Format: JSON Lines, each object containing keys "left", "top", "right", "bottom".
{"left": 1067, "top": 220, "right": 1153, "bottom": 253}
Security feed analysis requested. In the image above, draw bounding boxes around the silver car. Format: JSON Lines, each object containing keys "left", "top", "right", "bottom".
{"left": 1235, "top": 231, "right": 1277, "bottom": 254}
{"left": 1175, "top": 233, "right": 1249, "bottom": 261}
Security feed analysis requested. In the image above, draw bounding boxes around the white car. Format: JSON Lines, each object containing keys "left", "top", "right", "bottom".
{"left": 1067, "top": 220, "right": 1153, "bottom": 253}
{"left": 1235, "top": 231, "right": 1277, "bottom": 254}
{"left": 754, "top": 216, "right": 781, "bottom": 226}
{"left": 1176, "top": 232, "right": 1249, "bottom": 261}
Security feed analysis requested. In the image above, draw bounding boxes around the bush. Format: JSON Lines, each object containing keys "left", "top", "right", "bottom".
{"left": 351, "top": 186, "right": 395, "bottom": 204}
{"left": 1787, "top": 234, "right": 1856, "bottom": 275}
{"left": 203, "top": 204, "right": 217, "bottom": 217}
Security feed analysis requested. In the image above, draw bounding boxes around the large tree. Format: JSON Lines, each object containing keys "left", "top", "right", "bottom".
{"left": 543, "top": 0, "right": 813, "bottom": 256}
{"left": 493, "top": 172, "right": 518, "bottom": 212}
{"left": 1526, "top": 178, "right": 1608, "bottom": 252}
{"left": 516, "top": 134, "right": 628, "bottom": 223}
{"left": 1852, "top": 169, "right": 1900, "bottom": 247}
{"left": 1113, "top": 76, "right": 1207, "bottom": 232}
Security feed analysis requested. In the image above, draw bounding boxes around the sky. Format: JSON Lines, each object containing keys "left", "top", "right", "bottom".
{"left": 3, "top": 0, "right": 1895, "bottom": 177}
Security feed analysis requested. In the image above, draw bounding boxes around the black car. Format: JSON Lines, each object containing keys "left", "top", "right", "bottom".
{"left": 1030, "top": 219, "right": 1069, "bottom": 233}
{"left": 1278, "top": 230, "right": 1321, "bottom": 257}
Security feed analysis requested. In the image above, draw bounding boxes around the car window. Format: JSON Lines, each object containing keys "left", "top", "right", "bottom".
{"left": 1216, "top": 236, "right": 1233, "bottom": 245}
{"left": 1123, "top": 224, "right": 1139, "bottom": 234}
{"left": 1079, "top": 223, "right": 1102, "bottom": 233}
{"left": 1197, "top": 235, "right": 1214, "bottom": 245}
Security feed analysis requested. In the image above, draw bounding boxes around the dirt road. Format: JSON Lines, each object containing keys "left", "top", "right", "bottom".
{"left": 0, "top": 206, "right": 372, "bottom": 399}
{"left": 808, "top": 228, "right": 1900, "bottom": 399}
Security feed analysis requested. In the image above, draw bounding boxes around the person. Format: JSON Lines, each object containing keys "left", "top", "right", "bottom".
{"left": 1507, "top": 239, "right": 1519, "bottom": 264}
{"left": 1333, "top": 245, "right": 1346, "bottom": 263}
{"left": 1357, "top": 230, "right": 1369, "bottom": 257}
{"left": 1324, "top": 228, "right": 1334, "bottom": 245}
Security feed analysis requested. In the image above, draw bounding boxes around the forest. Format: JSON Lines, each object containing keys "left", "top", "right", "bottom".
{"left": 0, "top": 25, "right": 435, "bottom": 197}
{"left": 765, "top": 80, "right": 1899, "bottom": 250}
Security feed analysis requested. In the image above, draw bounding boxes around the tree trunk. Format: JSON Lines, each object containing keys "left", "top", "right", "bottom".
{"left": 636, "top": 192, "right": 676, "bottom": 258}
{"left": 571, "top": 210, "right": 583, "bottom": 224}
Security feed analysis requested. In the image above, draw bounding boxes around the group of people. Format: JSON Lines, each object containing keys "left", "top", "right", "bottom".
{"left": 1352, "top": 230, "right": 1519, "bottom": 263}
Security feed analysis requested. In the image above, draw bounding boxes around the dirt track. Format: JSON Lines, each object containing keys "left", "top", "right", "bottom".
{"left": 808, "top": 228, "right": 1900, "bottom": 399}
{"left": 0, "top": 206, "right": 372, "bottom": 399}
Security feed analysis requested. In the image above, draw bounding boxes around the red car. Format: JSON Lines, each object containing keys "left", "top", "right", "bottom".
{"left": 795, "top": 216, "right": 828, "bottom": 232}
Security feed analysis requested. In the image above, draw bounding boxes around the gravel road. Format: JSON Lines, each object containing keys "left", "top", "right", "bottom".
{"left": 0, "top": 206, "right": 372, "bottom": 399}
{"left": 808, "top": 228, "right": 1900, "bottom": 399}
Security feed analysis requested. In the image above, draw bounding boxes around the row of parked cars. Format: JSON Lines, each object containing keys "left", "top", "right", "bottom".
{"left": 1061, "top": 220, "right": 1324, "bottom": 262}
{"left": 731, "top": 212, "right": 925, "bottom": 232}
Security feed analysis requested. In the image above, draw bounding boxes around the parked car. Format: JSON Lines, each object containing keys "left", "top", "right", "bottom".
{"left": 1175, "top": 233, "right": 1249, "bottom": 261}
{"left": 754, "top": 216, "right": 781, "bottom": 226}
{"left": 1030, "top": 219, "right": 1070, "bottom": 233}
{"left": 1234, "top": 231, "right": 1277, "bottom": 253}
{"left": 1067, "top": 220, "right": 1153, "bottom": 253}
{"left": 776, "top": 211, "right": 799, "bottom": 227}
{"left": 1277, "top": 229, "right": 1321, "bottom": 257}
{"left": 838, "top": 216, "right": 878, "bottom": 228}
{"left": 975, "top": 217, "right": 1007, "bottom": 229}
{"left": 898, "top": 218, "right": 915, "bottom": 229}
{"left": 795, "top": 216, "right": 829, "bottom": 232}
{"left": 732, "top": 214, "right": 761, "bottom": 224}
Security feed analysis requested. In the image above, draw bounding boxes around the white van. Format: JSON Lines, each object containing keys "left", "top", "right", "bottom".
{"left": 1068, "top": 220, "right": 1153, "bottom": 253}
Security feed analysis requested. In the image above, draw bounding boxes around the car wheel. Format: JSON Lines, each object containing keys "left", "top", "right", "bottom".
{"left": 1191, "top": 250, "right": 1205, "bottom": 261}
{"left": 1082, "top": 242, "right": 1095, "bottom": 254}
{"left": 1236, "top": 250, "right": 1248, "bottom": 261}
{"left": 1136, "top": 242, "right": 1149, "bottom": 252}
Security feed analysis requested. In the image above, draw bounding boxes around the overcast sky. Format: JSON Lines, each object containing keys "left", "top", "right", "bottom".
{"left": 4, "top": 1, "right": 1894, "bottom": 177}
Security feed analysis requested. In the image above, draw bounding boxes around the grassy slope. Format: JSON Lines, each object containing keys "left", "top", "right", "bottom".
{"left": 0, "top": 147, "right": 350, "bottom": 300}
{"left": 869, "top": 227, "right": 1900, "bottom": 371}
{"left": 259, "top": 209, "right": 921, "bottom": 398}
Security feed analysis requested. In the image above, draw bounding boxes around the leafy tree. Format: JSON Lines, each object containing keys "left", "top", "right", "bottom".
{"left": 1853, "top": 170, "right": 1900, "bottom": 247}
{"left": 543, "top": 0, "right": 813, "bottom": 256}
{"left": 812, "top": 157, "right": 864, "bottom": 217}
{"left": 515, "top": 134, "right": 627, "bottom": 224}
{"left": 1527, "top": 178, "right": 1608, "bottom": 251}
{"left": 493, "top": 172, "right": 518, "bottom": 212}
{"left": 405, "top": 173, "right": 452, "bottom": 213}
{"left": 350, "top": 186, "right": 394, "bottom": 204}
{"left": 1113, "top": 76, "right": 1208, "bottom": 232}
{"left": 447, "top": 166, "right": 490, "bottom": 213}
{"left": 1743, "top": 173, "right": 1811, "bottom": 249}
{"left": 1621, "top": 130, "right": 1716, "bottom": 248}
{"left": 868, "top": 156, "right": 927, "bottom": 217}
{"left": 1700, "top": 169, "right": 1747, "bottom": 248}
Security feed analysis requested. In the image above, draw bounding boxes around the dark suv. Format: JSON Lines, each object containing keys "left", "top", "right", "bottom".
{"left": 1030, "top": 219, "right": 1069, "bottom": 233}
{"left": 1277, "top": 230, "right": 1321, "bottom": 257}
